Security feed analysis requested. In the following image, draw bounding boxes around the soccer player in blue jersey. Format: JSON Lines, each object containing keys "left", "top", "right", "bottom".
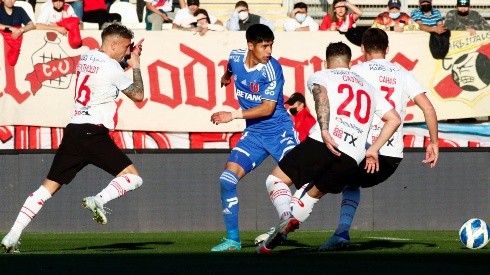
{"left": 210, "top": 23, "right": 299, "bottom": 252}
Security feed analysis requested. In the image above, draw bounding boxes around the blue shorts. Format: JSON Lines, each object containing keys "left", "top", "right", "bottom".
{"left": 228, "top": 127, "right": 298, "bottom": 173}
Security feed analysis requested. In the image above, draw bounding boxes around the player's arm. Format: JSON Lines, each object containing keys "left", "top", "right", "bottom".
{"left": 220, "top": 64, "right": 233, "bottom": 87}
{"left": 413, "top": 93, "right": 439, "bottom": 168}
{"left": 311, "top": 83, "right": 340, "bottom": 156}
{"left": 211, "top": 99, "right": 276, "bottom": 125}
{"left": 365, "top": 109, "right": 401, "bottom": 173}
{"left": 122, "top": 52, "right": 144, "bottom": 102}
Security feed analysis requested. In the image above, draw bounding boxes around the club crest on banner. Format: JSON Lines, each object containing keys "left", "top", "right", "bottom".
{"left": 432, "top": 31, "right": 490, "bottom": 106}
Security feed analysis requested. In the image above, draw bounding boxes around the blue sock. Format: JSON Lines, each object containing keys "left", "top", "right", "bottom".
{"left": 219, "top": 170, "right": 240, "bottom": 242}
{"left": 335, "top": 186, "right": 360, "bottom": 238}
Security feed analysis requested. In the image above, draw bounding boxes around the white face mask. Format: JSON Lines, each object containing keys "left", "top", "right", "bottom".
{"left": 238, "top": 11, "right": 249, "bottom": 21}
{"left": 295, "top": 13, "right": 307, "bottom": 23}
{"left": 389, "top": 12, "right": 401, "bottom": 19}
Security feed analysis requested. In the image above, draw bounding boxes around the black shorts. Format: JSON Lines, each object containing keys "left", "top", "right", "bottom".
{"left": 279, "top": 137, "right": 359, "bottom": 194}
{"left": 350, "top": 155, "right": 402, "bottom": 189}
{"left": 46, "top": 123, "right": 133, "bottom": 185}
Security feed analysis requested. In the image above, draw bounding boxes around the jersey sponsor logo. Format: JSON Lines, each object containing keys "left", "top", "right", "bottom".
{"left": 335, "top": 117, "right": 364, "bottom": 134}
{"left": 250, "top": 82, "right": 259, "bottom": 93}
{"left": 226, "top": 197, "right": 238, "bottom": 209}
{"left": 236, "top": 88, "right": 261, "bottom": 101}
{"left": 230, "top": 55, "right": 241, "bottom": 63}
{"left": 333, "top": 125, "right": 359, "bottom": 147}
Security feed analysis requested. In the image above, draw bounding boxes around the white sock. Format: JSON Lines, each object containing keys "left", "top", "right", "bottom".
{"left": 266, "top": 175, "right": 292, "bottom": 220}
{"left": 291, "top": 191, "right": 319, "bottom": 223}
{"left": 10, "top": 186, "right": 52, "bottom": 239}
{"left": 96, "top": 174, "right": 143, "bottom": 205}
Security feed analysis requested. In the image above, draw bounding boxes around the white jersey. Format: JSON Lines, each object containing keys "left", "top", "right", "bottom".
{"left": 37, "top": 3, "right": 76, "bottom": 25}
{"left": 307, "top": 68, "right": 393, "bottom": 164}
{"left": 351, "top": 59, "right": 425, "bottom": 158}
{"left": 70, "top": 50, "right": 132, "bottom": 130}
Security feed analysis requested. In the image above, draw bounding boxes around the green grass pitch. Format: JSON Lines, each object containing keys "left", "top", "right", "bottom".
{"left": 1, "top": 230, "right": 489, "bottom": 274}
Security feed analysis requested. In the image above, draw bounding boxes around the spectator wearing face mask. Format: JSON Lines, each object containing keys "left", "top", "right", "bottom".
{"left": 283, "top": 2, "right": 319, "bottom": 32}
{"left": 319, "top": 0, "right": 362, "bottom": 32}
{"left": 372, "top": 0, "right": 418, "bottom": 32}
{"left": 227, "top": 1, "right": 274, "bottom": 31}
{"left": 444, "top": 0, "right": 489, "bottom": 36}
{"left": 285, "top": 92, "right": 316, "bottom": 142}
{"left": 410, "top": 0, "right": 446, "bottom": 34}
{"left": 173, "top": 0, "right": 222, "bottom": 30}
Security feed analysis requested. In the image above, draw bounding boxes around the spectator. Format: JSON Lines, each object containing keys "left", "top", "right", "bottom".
{"left": 410, "top": 0, "right": 446, "bottom": 34}
{"left": 283, "top": 2, "right": 319, "bottom": 32}
{"left": 192, "top": 8, "right": 224, "bottom": 35}
{"left": 286, "top": 92, "right": 316, "bottom": 142}
{"left": 319, "top": 0, "right": 362, "bottom": 32}
{"left": 83, "top": 0, "right": 121, "bottom": 30}
{"left": 445, "top": 0, "right": 490, "bottom": 35}
{"left": 227, "top": 1, "right": 274, "bottom": 31}
{"left": 172, "top": 0, "right": 222, "bottom": 30}
{"left": 372, "top": 0, "right": 419, "bottom": 32}
{"left": 36, "top": 0, "right": 82, "bottom": 48}
{"left": 0, "top": 0, "right": 36, "bottom": 66}
{"left": 145, "top": 0, "right": 173, "bottom": 31}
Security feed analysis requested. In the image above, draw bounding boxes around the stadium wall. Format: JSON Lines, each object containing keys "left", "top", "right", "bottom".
{"left": 0, "top": 149, "right": 488, "bottom": 233}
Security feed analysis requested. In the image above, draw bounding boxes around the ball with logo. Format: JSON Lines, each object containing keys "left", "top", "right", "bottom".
{"left": 459, "top": 218, "right": 490, "bottom": 249}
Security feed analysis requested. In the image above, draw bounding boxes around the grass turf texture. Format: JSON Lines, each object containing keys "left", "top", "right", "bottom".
{"left": 1, "top": 230, "right": 488, "bottom": 274}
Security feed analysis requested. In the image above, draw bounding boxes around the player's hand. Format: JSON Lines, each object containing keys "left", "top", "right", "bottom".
{"left": 220, "top": 75, "right": 231, "bottom": 87}
{"left": 126, "top": 52, "right": 140, "bottom": 69}
{"left": 132, "top": 38, "right": 144, "bottom": 56}
{"left": 364, "top": 147, "right": 379, "bottom": 173}
{"left": 422, "top": 142, "right": 439, "bottom": 168}
{"left": 211, "top": 111, "right": 233, "bottom": 125}
{"left": 321, "top": 130, "right": 341, "bottom": 156}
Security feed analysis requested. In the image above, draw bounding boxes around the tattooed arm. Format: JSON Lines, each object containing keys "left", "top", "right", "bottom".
{"left": 122, "top": 52, "right": 144, "bottom": 102}
{"left": 311, "top": 83, "right": 340, "bottom": 156}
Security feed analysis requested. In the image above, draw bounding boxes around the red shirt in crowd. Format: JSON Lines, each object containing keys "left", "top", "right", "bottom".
{"left": 293, "top": 108, "right": 316, "bottom": 142}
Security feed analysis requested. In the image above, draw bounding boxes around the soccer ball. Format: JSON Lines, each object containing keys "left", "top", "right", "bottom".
{"left": 459, "top": 218, "right": 490, "bottom": 249}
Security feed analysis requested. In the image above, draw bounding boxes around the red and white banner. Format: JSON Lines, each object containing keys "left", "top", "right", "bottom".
{"left": 0, "top": 30, "right": 489, "bottom": 132}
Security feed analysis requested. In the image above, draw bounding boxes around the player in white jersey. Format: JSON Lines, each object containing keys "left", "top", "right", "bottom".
{"left": 317, "top": 28, "right": 439, "bottom": 252}
{"left": 1, "top": 23, "right": 145, "bottom": 253}
{"left": 257, "top": 41, "right": 401, "bottom": 254}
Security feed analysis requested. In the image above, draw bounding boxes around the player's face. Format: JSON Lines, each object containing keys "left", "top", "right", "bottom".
{"left": 248, "top": 41, "right": 273, "bottom": 65}
{"left": 112, "top": 37, "right": 133, "bottom": 61}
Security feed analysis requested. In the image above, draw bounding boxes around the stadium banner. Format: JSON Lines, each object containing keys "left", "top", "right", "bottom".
{"left": 0, "top": 30, "right": 489, "bottom": 133}
{"left": 0, "top": 123, "right": 487, "bottom": 149}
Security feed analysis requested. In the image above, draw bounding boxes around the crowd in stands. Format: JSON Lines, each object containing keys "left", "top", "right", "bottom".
{"left": 0, "top": 0, "right": 489, "bottom": 43}
{"left": 2, "top": 0, "right": 489, "bottom": 33}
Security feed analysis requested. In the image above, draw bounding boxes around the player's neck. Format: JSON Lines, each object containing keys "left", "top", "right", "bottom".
{"left": 245, "top": 52, "right": 260, "bottom": 69}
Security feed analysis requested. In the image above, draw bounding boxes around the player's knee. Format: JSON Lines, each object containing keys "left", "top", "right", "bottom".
{"left": 265, "top": 174, "right": 283, "bottom": 192}
{"left": 123, "top": 174, "right": 143, "bottom": 190}
{"left": 219, "top": 170, "right": 238, "bottom": 192}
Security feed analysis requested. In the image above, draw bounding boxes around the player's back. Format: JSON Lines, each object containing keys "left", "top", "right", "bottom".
{"left": 227, "top": 49, "right": 292, "bottom": 134}
{"left": 351, "top": 59, "right": 425, "bottom": 158}
{"left": 307, "top": 68, "right": 392, "bottom": 164}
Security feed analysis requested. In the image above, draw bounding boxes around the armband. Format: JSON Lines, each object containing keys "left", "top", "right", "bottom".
{"left": 231, "top": 110, "right": 243, "bottom": 119}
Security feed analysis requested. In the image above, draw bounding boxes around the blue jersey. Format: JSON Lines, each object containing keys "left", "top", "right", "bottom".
{"left": 227, "top": 48, "right": 293, "bottom": 134}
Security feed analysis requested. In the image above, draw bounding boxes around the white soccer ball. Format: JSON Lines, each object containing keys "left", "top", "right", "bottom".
{"left": 459, "top": 218, "right": 490, "bottom": 249}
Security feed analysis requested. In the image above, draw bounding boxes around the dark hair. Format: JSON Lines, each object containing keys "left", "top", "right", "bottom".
{"left": 293, "top": 2, "right": 308, "bottom": 11}
{"left": 246, "top": 23, "right": 274, "bottom": 44}
{"left": 235, "top": 0, "right": 248, "bottom": 9}
{"left": 101, "top": 22, "right": 134, "bottom": 41}
{"left": 330, "top": 0, "right": 347, "bottom": 23}
{"left": 194, "top": 8, "right": 211, "bottom": 24}
{"left": 361, "top": 28, "right": 389, "bottom": 54}
{"left": 325, "top": 41, "right": 352, "bottom": 64}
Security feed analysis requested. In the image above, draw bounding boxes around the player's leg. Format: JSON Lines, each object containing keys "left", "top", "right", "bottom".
{"left": 83, "top": 125, "right": 143, "bottom": 224}
{"left": 319, "top": 155, "right": 402, "bottom": 251}
{"left": 2, "top": 125, "right": 82, "bottom": 253}
{"left": 1, "top": 179, "right": 61, "bottom": 253}
{"left": 212, "top": 133, "right": 266, "bottom": 252}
